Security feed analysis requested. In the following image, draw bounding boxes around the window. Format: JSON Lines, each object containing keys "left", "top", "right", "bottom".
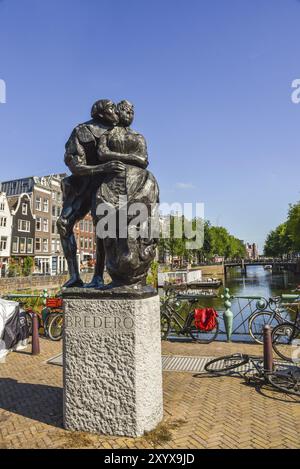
{"left": 27, "top": 238, "right": 33, "bottom": 254}
{"left": 89, "top": 221, "right": 93, "bottom": 233}
{"left": 80, "top": 237, "right": 84, "bottom": 249}
{"left": 43, "top": 239, "right": 49, "bottom": 252}
{"left": 89, "top": 238, "right": 93, "bottom": 249}
{"left": 22, "top": 203, "right": 28, "bottom": 215}
{"left": 52, "top": 192, "right": 56, "bottom": 200}
{"left": 19, "top": 237, "right": 26, "bottom": 254}
{"left": 43, "top": 199, "right": 49, "bottom": 213}
{"left": 12, "top": 237, "right": 19, "bottom": 253}
{"left": 18, "top": 219, "right": 30, "bottom": 232}
{"left": 57, "top": 206, "right": 61, "bottom": 217}
{"left": 52, "top": 220, "right": 56, "bottom": 234}
{"left": 79, "top": 221, "right": 84, "bottom": 231}
{"left": 52, "top": 205, "right": 56, "bottom": 216}
{"left": 0, "top": 236, "right": 7, "bottom": 252}
{"left": 84, "top": 238, "right": 89, "bottom": 249}
{"left": 0, "top": 203, "right": 4, "bottom": 211}
{"left": 51, "top": 239, "right": 56, "bottom": 253}
{"left": 43, "top": 218, "right": 49, "bottom": 232}
{"left": 35, "top": 238, "right": 41, "bottom": 252}
{"left": 35, "top": 197, "right": 41, "bottom": 211}
{"left": 36, "top": 217, "right": 41, "bottom": 231}
{"left": 84, "top": 221, "right": 89, "bottom": 232}
{"left": 0, "top": 217, "right": 7, "bottom": 227}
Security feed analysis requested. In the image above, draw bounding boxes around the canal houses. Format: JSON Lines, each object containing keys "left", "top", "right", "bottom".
{"left": 8, "top": 193, "right": 35, "bottom": 273}
{"left": 0, "top": 192, "right": 12, "bottom": 277}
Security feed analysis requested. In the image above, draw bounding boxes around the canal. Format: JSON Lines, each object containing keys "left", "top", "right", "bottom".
{"left": 212, "top": 266, "right": 300, "bottom": 341}
{"left": 163, "top": 266, "right": 300, "bottom": 343}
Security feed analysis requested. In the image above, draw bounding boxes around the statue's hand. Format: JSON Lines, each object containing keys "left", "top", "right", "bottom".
{"left": 101, "top": 161, "right": 126, "bottom": 173}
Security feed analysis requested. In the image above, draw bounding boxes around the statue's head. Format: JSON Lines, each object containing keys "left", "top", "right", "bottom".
{"left": 91, "top": 99, "right": 119, "bottom": 125}
{"left": 117, "top": 100, "right": 134, "bottom": 127}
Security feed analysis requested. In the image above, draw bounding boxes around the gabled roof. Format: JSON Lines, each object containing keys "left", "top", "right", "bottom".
{"left": 7, "top": 196, "right": 19, "bottom": 213}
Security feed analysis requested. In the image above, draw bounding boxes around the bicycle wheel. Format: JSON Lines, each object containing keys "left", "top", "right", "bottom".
{"left": 48, "top": 313, "right": 63, "bottom": 341}
{"left": 44, "top": 312, "right": 58, "bottom": 337}
{"left": 271, "top": 323, "right": 300, "bottom": 362}
{"left": 205, "top": 353, "right": 249, "bottom": 373}
{"left": 161, "top": 314, "right": 170, "bottom": 340}
{"left": 25, "top": 312, "right": 33, "bottom": 336}
{"left": 267, "top": 367, "right": 300, "bottom": 396}
{"left": 249, "top": 310, "right": 281, "bottom": 344}
{"left": 189, "top": 317, "right": 219, "bottom": 344}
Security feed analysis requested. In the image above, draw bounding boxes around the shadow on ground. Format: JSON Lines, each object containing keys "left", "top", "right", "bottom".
{"left": 0, "top": 378, "right": 63, "bottom": 427}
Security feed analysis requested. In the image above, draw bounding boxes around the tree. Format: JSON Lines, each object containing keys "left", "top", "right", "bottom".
{"left": 264, "top": 223, "right": 292, "bottom": 258}
{"left": 23, "top": 256, "right": 34, "bottom": 276}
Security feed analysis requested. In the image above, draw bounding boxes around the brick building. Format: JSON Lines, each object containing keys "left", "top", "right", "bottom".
{"left": 0, "top": 174, "right": 97, "bottom": 276}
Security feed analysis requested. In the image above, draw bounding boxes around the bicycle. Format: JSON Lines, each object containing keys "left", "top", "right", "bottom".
{"left": 6, "top": 294, "right": 63, "bottom": 341}
{"left": 160, "top": 292, "right": 219, "bottom": 344}
{"left": 47, "top": 311, "right": 63, "bottom": 341}
{"left": 247, "top": 295, "right": 292, "bottom": 344}
{"left": 271, "top": 294, "right": 300, "bottom": 362}
{"left": 204, "top": 353, "right": 300, "bottom": 397}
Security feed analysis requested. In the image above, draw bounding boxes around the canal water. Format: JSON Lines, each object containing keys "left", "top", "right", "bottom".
{"left": 163, "top": 266, "right": 300, "bottom": 343}
{"left": 211, "top": 266, "right": 300, "bottom": 341}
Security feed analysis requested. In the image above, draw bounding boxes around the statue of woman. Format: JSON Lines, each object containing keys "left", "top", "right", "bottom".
{"left": 95, "top": 100, "right": 159, "bottom": 290}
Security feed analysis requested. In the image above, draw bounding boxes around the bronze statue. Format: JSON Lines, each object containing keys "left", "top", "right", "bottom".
{"left": 57, "top": 99, "right": 123, "bottom": 288}
{"left": 59, "top": 99, "right": 159, "bottom": 292}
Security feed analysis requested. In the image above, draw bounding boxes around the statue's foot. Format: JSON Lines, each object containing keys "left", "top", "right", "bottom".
{"left": 84, "top": 276, "right": 104, "bottom": 289}
{"left": 62, "top": 276, "right": 84, "bottom": 288}
{"left": 101, "top": 280, "right": 124, "bottom": 290}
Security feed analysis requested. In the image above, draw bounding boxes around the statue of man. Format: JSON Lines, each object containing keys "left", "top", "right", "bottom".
{"left": 57, "top": 99, "right": 124, "bottom": 288}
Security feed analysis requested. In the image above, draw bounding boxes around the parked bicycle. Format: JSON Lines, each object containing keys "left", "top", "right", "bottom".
{"left": 160, "top": 292, "right": 219, "bottom": 343}
{"left": 271, "top": 294, "right": 300, "bottom": 362}
{"left": 3, "top": 293, "right": 63, "bottom": 341}
{"left": 204, "top": 353, "right": 300, "bottom": 397}
{"left": 248, "top": 295, "right": 292, "bottom": 344}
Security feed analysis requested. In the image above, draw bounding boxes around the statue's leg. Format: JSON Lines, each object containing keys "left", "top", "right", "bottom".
{"left": 84, "top": 190, "right": 106, "bottom": 289}
{"left": 84, "top": 237, "right": 105, "bottom": 289}
{"left": 57, "top": 177, "right": 91, "bottom": 288}
{"left": 57, "top": 213, "right": 83, "bottom": 288}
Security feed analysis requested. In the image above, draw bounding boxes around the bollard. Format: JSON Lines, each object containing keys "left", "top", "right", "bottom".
{"left": 263, "top": 325, "right": 273, "bottom": 372}
{"left": 31, "top": 313, "right": 40, "bottom": 355}
{"left": 221, "top": 288, "right": 233, "bottom": 342}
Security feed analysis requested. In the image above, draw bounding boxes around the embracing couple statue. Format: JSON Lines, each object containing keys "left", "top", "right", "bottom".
{"left": 57, "top": 99, "right": 159, "bottom": 293}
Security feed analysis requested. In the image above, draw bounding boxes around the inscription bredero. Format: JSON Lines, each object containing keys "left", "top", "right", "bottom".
{"left": 65, "top": 315, "right": 134, "bottom": 331}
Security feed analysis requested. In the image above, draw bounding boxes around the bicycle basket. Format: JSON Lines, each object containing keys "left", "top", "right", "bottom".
{"left": 194, "top": 308, "right": 218, "bottom": 331}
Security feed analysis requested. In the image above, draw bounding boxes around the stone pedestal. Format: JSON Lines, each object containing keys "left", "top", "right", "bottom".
{"left": 63, "top": 290, "right": 163, "bottom": 437}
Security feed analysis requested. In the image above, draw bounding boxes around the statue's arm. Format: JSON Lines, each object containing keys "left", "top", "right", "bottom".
{"left": 97, "top": 133, "right": 149, "bottom": 169}
{"left": 64, "top": 129, "right": 108, "bottom": 176}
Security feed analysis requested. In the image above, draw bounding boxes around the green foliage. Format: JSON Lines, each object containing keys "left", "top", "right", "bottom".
{"left": 147, "top": 260, "right": 159, "bottom": 288}
{"left": 264, "top": 201, "right": 300, "bottom": 257}
{"left": 7, "top": 259, "right": 22, "bottom": 277}
{"left": 158, "top": 216, "right": 246, "bottom": 264}
{"left": 22, "top": 257, "right": 34, "bottom": 276}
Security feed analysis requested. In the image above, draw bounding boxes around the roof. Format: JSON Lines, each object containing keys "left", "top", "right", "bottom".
{"left": 7, "top": 196, "right": 19, "bottom": 212}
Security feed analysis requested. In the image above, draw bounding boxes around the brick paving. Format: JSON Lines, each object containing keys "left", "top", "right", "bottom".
{"left": 0, "top": 338, "right": 300, "bottom": 449}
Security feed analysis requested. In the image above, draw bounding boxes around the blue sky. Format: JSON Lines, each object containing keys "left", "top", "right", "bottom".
{"left": 1, "top": 0, "right": 300, "bottom": 251}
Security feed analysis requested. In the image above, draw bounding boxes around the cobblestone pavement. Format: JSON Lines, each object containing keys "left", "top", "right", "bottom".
{"left": 1, "top": 338, "right": 300, "bottom": 449}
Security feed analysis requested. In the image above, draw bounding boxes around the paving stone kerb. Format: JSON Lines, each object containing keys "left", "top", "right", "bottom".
{"left": 63, "top": 295, "right": 163, "bottom": 437}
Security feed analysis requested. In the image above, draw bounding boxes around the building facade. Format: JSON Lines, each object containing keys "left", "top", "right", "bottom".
{"left": 0, "top": 192, "right": 13, "bottom": 277}
{"left": 74, "top": 213, "right": 96, "bottom": 269}
{"left": 8, "top": 193, "right": 35, "bottom": 272}
{"left": 245, "top": 243, "right": 259, "bottom": 260}
{"left": 1, "top": 174, "right": 97, "bottom": 276}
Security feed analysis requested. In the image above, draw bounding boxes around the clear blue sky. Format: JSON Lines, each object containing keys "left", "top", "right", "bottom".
{"left": 1, "top": 0, "right": 300, "bottom": 251}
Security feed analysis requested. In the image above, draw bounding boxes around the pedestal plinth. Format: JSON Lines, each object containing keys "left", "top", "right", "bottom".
{"left": 62, "top": 289, "right": 163, "bottom": 437}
